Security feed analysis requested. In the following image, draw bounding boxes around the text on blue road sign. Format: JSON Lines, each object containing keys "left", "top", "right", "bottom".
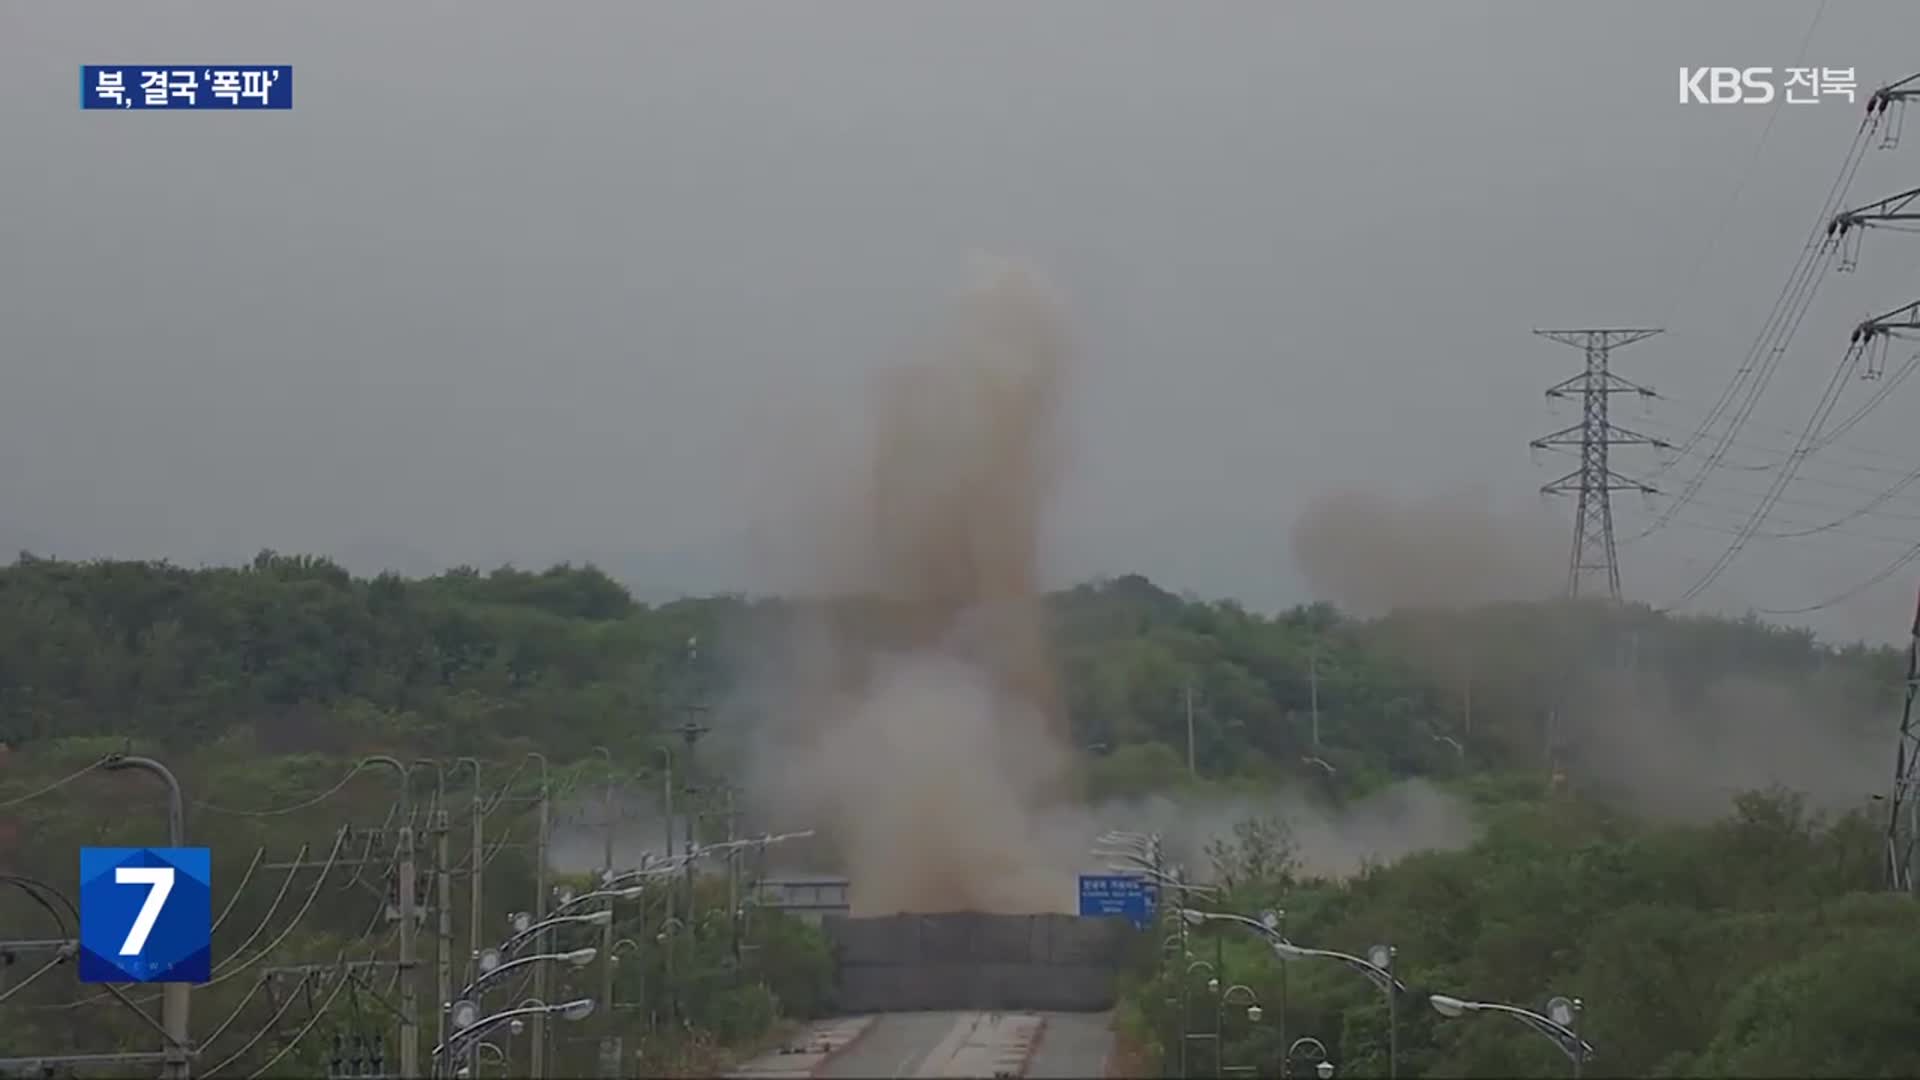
{"left": 1078, "top": 873, "right": 1158, "bottom": 925}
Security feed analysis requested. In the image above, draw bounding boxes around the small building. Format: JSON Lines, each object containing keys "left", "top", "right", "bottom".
{"left": 753, "top": 875, "right": 851, "bottom": 924}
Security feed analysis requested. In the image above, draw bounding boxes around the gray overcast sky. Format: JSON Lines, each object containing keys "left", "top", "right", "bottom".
{"left": 5, "top": 1, "right": 1920, "bottom": 641}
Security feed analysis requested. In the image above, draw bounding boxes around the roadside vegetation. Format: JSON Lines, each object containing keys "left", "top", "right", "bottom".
{"left": 0, "top": 553, "right": 1911, "bottom": 1074}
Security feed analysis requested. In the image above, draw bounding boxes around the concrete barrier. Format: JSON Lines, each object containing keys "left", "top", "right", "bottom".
{"left": 823, "top": 913, "right": 1131, "bottom": 1012}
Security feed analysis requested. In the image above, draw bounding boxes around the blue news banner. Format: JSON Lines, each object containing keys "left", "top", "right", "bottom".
{"left": 78, "top": 847, "right": 212, "bottom": 983}
{"left": 81, "top": 66, "right": 292, "bottom": 110}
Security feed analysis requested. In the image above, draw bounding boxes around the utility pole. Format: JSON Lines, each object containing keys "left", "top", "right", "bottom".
{"left": 596, "top": 748, "right": 620, "bottom": 1080}
{"left": 467, "top": 767, "right": 483, "bottom": 1001}
{"left": 1462, "top": 651, "right": 1473, "bottom": 739}
{"left": 1184, "top": 684, "right": 1197, "bottom": 778}
{"left": 102, "top": 755, "right": 191, "bottom": 1080}
{"left": 397, "top": 821, "right": 418, "bottom": 1080}
{"left": 433, "top": 808, "right": 452, "bottom": 1080}
{"left": 683, "top": 781, "right": 699, "bottom": 919}
{"left": 1529, "top": 328, "right": 1668, "bottom": 601}
{"left": 725, "top": 787, "right": 740, "bottom": 971}
{"left": 530, "top": 775, "right": 551, "bottom": 1080}
{"left": 1308, "top": 655, "right": 1320, "bottom": 751}
{"left": 677, "top": 714, "right": 710, "bottom": 917}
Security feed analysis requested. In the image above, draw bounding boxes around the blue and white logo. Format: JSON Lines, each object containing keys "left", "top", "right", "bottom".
{"left": 79, "top": 847, "right": 211, "bottom": 983}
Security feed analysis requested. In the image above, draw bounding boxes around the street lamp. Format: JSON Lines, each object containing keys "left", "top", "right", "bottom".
{"left": 550, "top": 885, "right": 645, "bottom": 917}
{"left": 1216, "top": 985, "right": 1261, "bottom": 1079}
{"left": 1429, "top": 994, "right": 1593, "bottom": 1078}
{"left": 1182, "top": 907, "right": 1292, "bottom": 1065}
{"left": 459, "top": 947, "right": 597, "bottom": 999}
{"left": 1269, "top": 940, "right": 1403, "bottom": 1079}
{"left": 433, "top": 998, "right": 596, "bottom": 1062}
{"left": 1180, "top": 960, "right": 1216, "bottom": 1079}
{"left": 1181, "top": 908, "right": 1282, "bottom": 940}
{"left": 500, "top": 909, "right": 614, "bottom": 956}
{"left": 1283, "top": 1037, "right": 1335, "bottom": 1080}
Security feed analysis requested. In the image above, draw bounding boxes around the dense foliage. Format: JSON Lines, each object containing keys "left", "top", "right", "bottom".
{"left": 0, "top": 553, "right": 1912, "bottom": 1075}
{"left": 1120, "top": 784, "right": 1917, "bottom": 1078}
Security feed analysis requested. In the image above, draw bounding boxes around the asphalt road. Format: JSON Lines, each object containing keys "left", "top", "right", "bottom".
{"left": 813, "top": 1011, "right": 1115, "bottom": 1079}
{"left": 1025, "top": 1011, "right": 1117, "bottom": 1078}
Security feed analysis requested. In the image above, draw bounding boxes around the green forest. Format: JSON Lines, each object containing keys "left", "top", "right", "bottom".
{"left": 1, "top": 552, "right": 1915, "bottom": 1076}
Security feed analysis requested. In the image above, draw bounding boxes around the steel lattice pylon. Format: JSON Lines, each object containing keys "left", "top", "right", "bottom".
{"left": 1888, "top": 588, "right": 1920, "bottom": 894}
{"left": 1530, "top": 328, "right": 1670, "bottom": 601}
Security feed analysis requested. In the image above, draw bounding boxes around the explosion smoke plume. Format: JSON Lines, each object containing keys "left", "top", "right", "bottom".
{"left": 748, "top": 260, "right": 1079, "bottom": 914}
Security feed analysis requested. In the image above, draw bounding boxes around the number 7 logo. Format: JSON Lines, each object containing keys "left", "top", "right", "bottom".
{"left": 79, "top": 847, "right": 211, "bottom": 984}
{"left": 115, "top": 866, "right": 175, "bottom": 956}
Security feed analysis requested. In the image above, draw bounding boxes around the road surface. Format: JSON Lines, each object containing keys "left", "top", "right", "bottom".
{"left": 733, "top": 1011, "right": 1116, "bottom": 1079}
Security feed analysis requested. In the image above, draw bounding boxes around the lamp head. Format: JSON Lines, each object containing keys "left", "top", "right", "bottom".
{"left": 583, "top": 908, "right": 614, "bottom": 927}
{"left": 1180, "top": 908, "right": 1206, "bottom": 927}
{"left": 555, "top": 885, "right": 575, "bottom": 906}
{"left": 1260, "top": 910, "right": 1281, "bottom": 931}
{"left": 477, "top": 948, "right": 501, "bottom": 974}
{"left": 563, "top": 946, "right": 597, "bottom": 967}
{"left": 511, "top": 912, "right": 531, "bottom": 934}
{"left": 1429, "top": 994, "right": 1469, "bottom": 1019}
{"left": 1548, "top": 996, "right": 1578, "bottom": 1027}
{"left": 451, "top": 1000, "right": 479, "bottom": 1029}
{"left": 1246, "top": 1004, "right": 1262, "bottom": 1022}
{"left": 508, "top": 1018, "right": 526, "bottom": 1037}
{"left": 557, "top": 998, "right": 596, "bottom": 1022}
{"left": 1368, "top": 944, "right": 1393, "bottom": 970}
{"left": 1316, "top": 1061, "right": 1335, "bottom": 1080}
{"left": 1207, "top": 976, "right": 1220, "bottom": 994}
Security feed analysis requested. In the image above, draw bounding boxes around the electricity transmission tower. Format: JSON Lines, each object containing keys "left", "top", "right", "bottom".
{"left": 1530, "top": 328, "right": 1670, "bottom": 601}
{"left": 1888, "top": 589, "right": 1920, "bottom": 894}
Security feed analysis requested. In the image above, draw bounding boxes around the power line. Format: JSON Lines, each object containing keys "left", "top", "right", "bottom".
{"left": 1754, "top": 541, "right": 1920, "bottom": 615}
{"left": 1676, "top": 298, "right": 1920, "bottom": 610}
{"left": 194, "top": 762, "right": 374, "bottom": 817}
{"left": 1652, "top": 0, "right": 1831, "bottom": 332}
{"left": 1666, "top": 339, "right": 1864, "bottom": 609}
{"left": 0, "top": 756, "right": 108, "bottom": 809}
{"left": 1637, "top": 110, "right": 1881, "bottom": 536}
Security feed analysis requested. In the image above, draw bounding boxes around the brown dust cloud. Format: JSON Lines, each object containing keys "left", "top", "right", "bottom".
{"left": 744, "top": 259, "right": 1082, "bottom": 914}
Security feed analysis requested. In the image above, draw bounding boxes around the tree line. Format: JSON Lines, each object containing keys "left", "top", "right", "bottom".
{"left": 0, "top": 552, "right": 1912, "bottom": 1075}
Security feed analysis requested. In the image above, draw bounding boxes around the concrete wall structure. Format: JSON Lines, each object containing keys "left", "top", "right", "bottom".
{"left": 824, "top": 913, "right": 1131, "bottom": 1012}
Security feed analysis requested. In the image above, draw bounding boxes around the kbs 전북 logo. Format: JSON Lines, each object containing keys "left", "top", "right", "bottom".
{"left": 78, "top": 847, "right": 212, "bottom": 984}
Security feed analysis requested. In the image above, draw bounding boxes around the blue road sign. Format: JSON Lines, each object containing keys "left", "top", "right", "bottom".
{"left": 81, "top": 66, "right": 293, "bottom": 110}
{"left": 1078, "top": 873, "right": 1157, "bottom": 927}
{"left": 79, "top": 847, "right": 211, "bottom": 983}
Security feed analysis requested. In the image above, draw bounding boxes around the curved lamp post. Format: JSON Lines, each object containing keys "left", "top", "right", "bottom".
{"left": 1216, "top": 985, "right": 1261, "bottom": 1079}
{"left": 1429, "top": 994, "right": 1593, "bottom": 1078}
{"left": 1283, "top": 1037, "right": 1335, "bottom": 1080}
{"left": 500, "top": 909, "right": 614, "bottom": 957}
{"left": 551, "top": 884, "right": 646, "bottom": 918}
{"left": 1182, "top": 960, "right": 1216, "bottom": 1079}
{"left": 459, "top": 946, "right": 597, "bottom": 1000}
{"left": 1182, "top": 908, "right": 1290, "bottom": 1061}
{"left": 433, "top": 997, "right": 595, "bottom": 1062}
{"left": 656, "top": 916, "right": 688, "bottom": 1026}
{"left": 455, "top": 1041, "right": 507, "bottom": 1079}
{"left": 103, "top": 753, "right": 191, "bottom": 1080}
{"left": 1270, "top": 940, "right": 1404, "bottom": 1079}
